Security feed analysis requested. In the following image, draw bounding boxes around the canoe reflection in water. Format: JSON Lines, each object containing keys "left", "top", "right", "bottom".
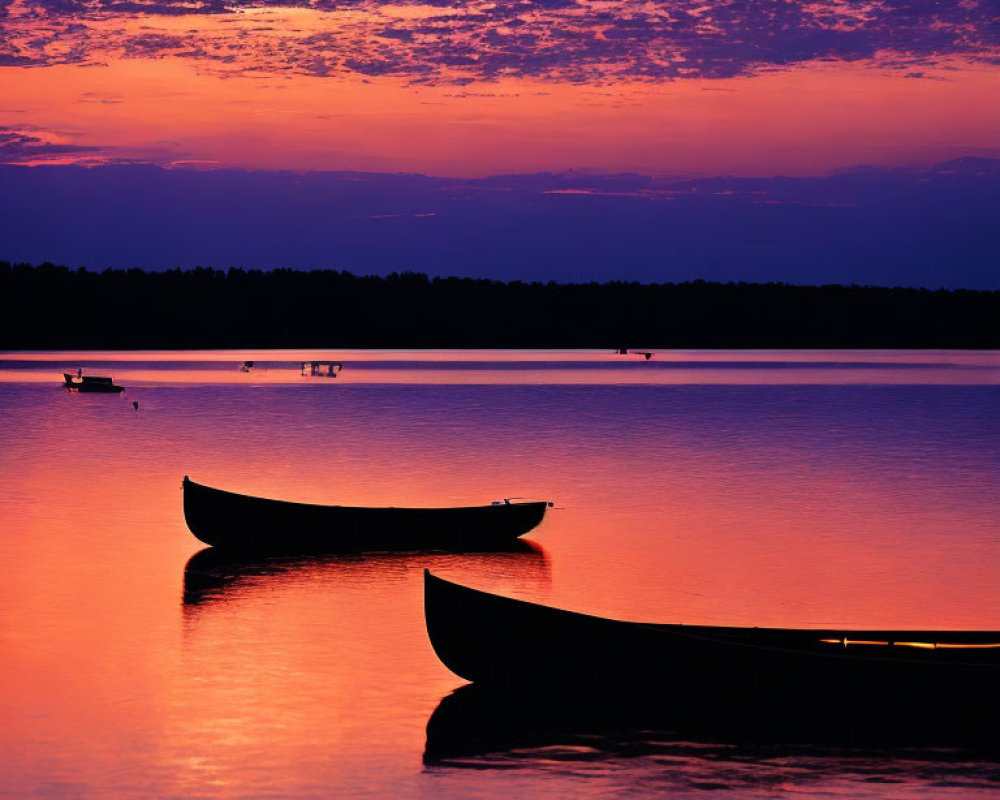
{"left": 424, "top": 571, "right": 1000, "bottom": 757}
{"left": 424, "top": 684, "right": 1000, "bottom": 791}
{"left": 183, "top": 542, "right": 549, "bottom": 607}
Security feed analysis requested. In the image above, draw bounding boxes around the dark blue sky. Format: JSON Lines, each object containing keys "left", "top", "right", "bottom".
{"left": 2, "top": 160, "right": 998, "bottom": 289}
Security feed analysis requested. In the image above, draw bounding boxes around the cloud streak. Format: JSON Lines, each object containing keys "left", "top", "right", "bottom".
{"left": 0, "top": 126, "right": 101, "bottom": 161}
{"left": 2, "top": 0, "right": 998, "bottom": 83}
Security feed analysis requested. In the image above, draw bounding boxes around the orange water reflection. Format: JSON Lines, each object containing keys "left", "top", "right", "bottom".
{"left": 0, "top": 355, "right": 998, "bottom": 797}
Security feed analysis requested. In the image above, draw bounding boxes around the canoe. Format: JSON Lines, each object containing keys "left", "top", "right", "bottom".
{"left": 424, "top": 571, "right": 1000, "bottom": 713}
{"left": 63, "top": 372, "right": 124, "bottom": 393}
{"left": 182, "top": 476, "right": 549, "bottom": 551}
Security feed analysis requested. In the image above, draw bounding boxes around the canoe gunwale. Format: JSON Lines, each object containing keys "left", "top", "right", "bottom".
{"left": 183, "top": 476, "right": 548, "bottom": 515}
{"left": 429, "top": 571, "right": 1000, "bottom": 646}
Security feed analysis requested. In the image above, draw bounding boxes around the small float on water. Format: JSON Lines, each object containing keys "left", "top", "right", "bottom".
{"left": 182, "top": 476, "right": 551, "bottom": 551}
{"left": 301, "top": 361, "right": 342, "bottom": 378}
{"left": 63, "top": 372, "right": 124, "bottom": 393}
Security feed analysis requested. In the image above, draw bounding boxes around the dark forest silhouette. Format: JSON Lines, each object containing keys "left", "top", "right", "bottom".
{"left": 2, "top": 261, "right": 997, "bottom": 349}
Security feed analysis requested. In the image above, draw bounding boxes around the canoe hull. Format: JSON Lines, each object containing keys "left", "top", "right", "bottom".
{"left": 424, "top": 572, "right": 1000, "bottom": 712}
{"left": 71, "top": 384, "right": 124, "bottom": 393}
{"left": 182, "top": 477, "right": 547, "bottom": 551}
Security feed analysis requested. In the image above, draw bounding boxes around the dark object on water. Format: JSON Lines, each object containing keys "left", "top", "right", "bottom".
{"left": 301, "top": 360, "right": 342, "bottom": 377}
{"left": 424, "top": 682, "right": 1000, "bottom": 765}
{"left": 182, "top": 476, "right": 549, "bottom": 551}
{"left": 132, "top": 400, "right": 139, "bottom": 411}
{"left": 63, "top": 372, "right": 124, "bottom": 393}
{"left": 423, "top": 571, "right": 1000, "bottom": 716}
{"left": 240, "top": 360, "right": 255, "bottom": 373}
{"left": 182, "top": 541, "right": 548, "bottom": 606}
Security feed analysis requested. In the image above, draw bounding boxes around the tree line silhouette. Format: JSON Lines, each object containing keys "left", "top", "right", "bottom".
{"left": 2, "top": 261, "right": 997, "bottom": 349}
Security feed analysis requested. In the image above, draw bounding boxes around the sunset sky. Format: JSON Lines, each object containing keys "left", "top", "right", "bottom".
{"left": 2, "top": 0, "right": 998, "bottom": 286}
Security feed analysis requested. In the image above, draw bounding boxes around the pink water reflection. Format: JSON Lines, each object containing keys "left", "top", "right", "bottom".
{"left": 3, "top": 348, "right": 998, "bottom": 364}
{"left": 0, "top": 357, "right": 998, "bottom": 798}
{"left": 2, "top": 349, "right": 998, "bottom": 387}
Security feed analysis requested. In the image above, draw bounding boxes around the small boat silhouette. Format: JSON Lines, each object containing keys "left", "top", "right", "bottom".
{"left": 63, "top": 372, "right": 124, "bottom": 393}
{"left": 182, "top": 476, "right": 551, "bottom": 552}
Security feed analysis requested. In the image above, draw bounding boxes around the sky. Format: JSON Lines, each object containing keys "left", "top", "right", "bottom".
{"left": 1, "top": 0, "right": 999, "bottom": 287}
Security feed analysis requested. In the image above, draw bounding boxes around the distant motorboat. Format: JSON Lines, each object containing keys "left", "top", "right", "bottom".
{"left": 182, "top": 476, "right": 550, "bottom": 551}
{"left": 63, "top": 372, "right": 124, "bottom": 393}
{"left": 616, "top": 349, "right": 653, "bottom": 359}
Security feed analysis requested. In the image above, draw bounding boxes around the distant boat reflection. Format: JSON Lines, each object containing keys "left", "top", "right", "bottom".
{"left": 183, "top": 541, "right": 550, "bottom": 608}
{"left": 424, "top": 683, "right": 1000, "bottom": 773}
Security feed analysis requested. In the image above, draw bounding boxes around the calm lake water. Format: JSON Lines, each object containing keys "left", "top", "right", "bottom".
{"left": 1, "top": 350, "right": 998, "bottom": 799}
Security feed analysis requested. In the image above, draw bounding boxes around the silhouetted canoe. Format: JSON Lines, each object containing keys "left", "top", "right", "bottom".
{"left": 424, "top": 572, "right": 1000, "bottom": 711}
{"left": 183, "top": 476, "right": 549, "bottom": 551}
{"left": 63, "top": 372, "right": 124, "bottom": 393}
